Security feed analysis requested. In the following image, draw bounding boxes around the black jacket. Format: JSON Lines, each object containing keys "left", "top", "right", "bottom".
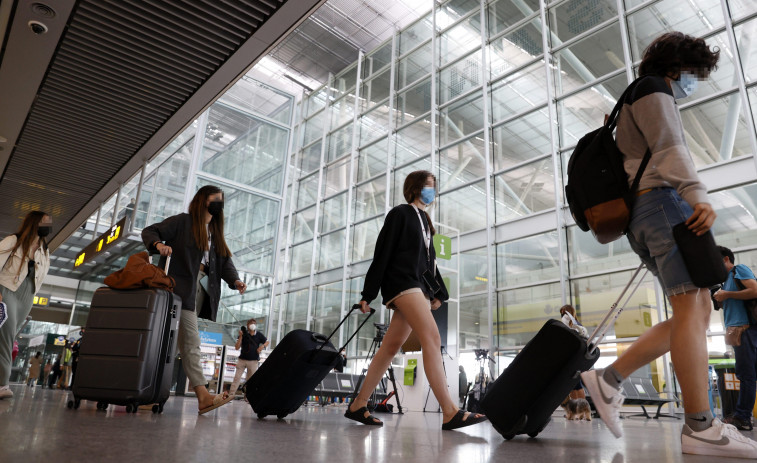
{"left": 142, "top": 213, "right": 239, "bottom": 322}
{"left": 361, "top": 204, "right": 449, "bottom": 306}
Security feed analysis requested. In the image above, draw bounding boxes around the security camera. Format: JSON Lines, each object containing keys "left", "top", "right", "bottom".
{"left": 28, "top": 20, "right": 48, "bottom": 34}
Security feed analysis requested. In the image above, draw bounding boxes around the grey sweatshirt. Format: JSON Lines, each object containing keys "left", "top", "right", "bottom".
{"left": 615, "top": 75, "right": 709, "bottom": 207}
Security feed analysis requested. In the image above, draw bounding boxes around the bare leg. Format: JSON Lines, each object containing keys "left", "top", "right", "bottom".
{"left": 610, "top": 289, "right": 711, "bottom": 413}
{"left": 391, "top": 292, "right": 478, "bottom": 423}
{"left": 348, "top": 308, "right": 412, "bottom": 422}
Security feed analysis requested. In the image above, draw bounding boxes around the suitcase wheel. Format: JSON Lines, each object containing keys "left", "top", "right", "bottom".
{"left": 125, "top": 403, "right": 138, "bottom": 414}
{"left": 67, "top": 398, "right": 81, "bottom": 410}
{"left": 96, "top": 401, "right": 108, "bottom": 411}
{"left": 503, "top": 434, "right": 516, "bottom": 440}
{"left": 257, "top": 413, "right": 267, "bottom": 420}
{"left": 277, "top": 414, "right": 286, "bottom": 420}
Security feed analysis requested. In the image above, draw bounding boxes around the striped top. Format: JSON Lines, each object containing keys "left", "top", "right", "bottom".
{"left": 615, "top": 75, "right": 709, "bottom": 207}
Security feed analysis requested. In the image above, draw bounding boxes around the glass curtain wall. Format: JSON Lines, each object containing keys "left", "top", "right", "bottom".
{"left": 278, "top": 0, "right": 757, "bottom": 385}
{"left": 63, "top": 76, "right": 294, "bottom": 345}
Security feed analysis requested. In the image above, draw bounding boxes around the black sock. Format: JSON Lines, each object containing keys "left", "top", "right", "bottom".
{"left": 601, "top": 366, "right": 624, "bottom": 390}
{"left": 685, "top": 410, "right": 714, "bottom": 432}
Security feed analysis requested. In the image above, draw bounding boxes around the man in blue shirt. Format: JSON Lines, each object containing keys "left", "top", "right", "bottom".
{"left": 714, "top": 246, "right": 757, "bottom": 430}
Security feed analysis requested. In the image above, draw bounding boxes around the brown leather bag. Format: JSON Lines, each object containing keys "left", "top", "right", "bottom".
{"left": 104, "top": 251, "right": 174, "bottom": 291}
{"left": 725, "top": 325, "right": 749, "bottom": 347}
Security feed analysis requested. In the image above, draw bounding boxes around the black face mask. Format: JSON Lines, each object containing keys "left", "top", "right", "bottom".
{"left": 207, "top": 201, "right": 224, "bottom": 217}
{"left": 37, "top": 226, "right": 52, "bottom": 237}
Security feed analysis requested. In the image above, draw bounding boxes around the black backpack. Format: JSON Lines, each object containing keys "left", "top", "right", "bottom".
{"left": 565, "top": 77, "right": 652, "bottom": 244}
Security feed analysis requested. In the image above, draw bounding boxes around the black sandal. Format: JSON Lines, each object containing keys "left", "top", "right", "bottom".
{"left": 344, "top": 406, "right": 383, "bottom": 426}
{"left": 442, "top": 410, "right": 488, "bottom": 431}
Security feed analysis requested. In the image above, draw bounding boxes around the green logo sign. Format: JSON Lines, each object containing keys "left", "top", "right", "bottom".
{"left": 434, "top": 234, "right": 452, "bottom": 260}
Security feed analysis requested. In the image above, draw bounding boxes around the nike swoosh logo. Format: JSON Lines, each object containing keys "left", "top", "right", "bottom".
{"left": 595, "top": 374, "right": 615, "bottom": 405}
{"left": 686, "top": 434, "right": 730, "bottom": 446}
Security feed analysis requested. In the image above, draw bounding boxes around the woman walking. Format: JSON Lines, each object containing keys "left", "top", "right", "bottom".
{"left": 0, "top": 211, "right": 52, "bottom": 399}
{"left": 346, "top": 170, "right": 487, "bottom": 431}
{"left": 142, "top": 185, "right": 247, "bottom": 414}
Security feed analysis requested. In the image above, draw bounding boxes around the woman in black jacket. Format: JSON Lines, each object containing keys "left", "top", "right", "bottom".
{"left": 346, "top": 170, "right": 487, "bottom": 431}
{"left": 142, "top": 185, "right": 247, "bottom": 414}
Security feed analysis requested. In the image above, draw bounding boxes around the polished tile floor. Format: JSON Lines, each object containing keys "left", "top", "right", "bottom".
{"left": 0, "top": 384, "right": 744, "bottom": 463}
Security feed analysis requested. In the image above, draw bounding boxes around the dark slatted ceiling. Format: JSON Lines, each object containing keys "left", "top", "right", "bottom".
{"left": 0, "top": 0, "right": 286, "bottom": 236}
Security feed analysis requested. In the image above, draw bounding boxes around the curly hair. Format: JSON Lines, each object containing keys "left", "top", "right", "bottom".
{"left": 639, "top": 32, "right": 720, "bottom": 78}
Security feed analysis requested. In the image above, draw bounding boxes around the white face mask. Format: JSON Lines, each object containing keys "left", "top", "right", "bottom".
{"left": 249, "top": 324, "right": 256, "bottom": 332}
{"left": 671, "top": 71, "right": 699, "bottom": 100}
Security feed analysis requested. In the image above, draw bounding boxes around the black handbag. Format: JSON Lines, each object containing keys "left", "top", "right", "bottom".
{"left": 672, "top": 223, "right": 727, "bottom": 288}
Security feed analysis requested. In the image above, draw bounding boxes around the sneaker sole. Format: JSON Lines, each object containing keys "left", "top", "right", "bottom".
{"left": 581, "top": 371, "right": 623, "bottom": 438}
{"left": 682, "top": 441, "right": 757, "bottom": 459}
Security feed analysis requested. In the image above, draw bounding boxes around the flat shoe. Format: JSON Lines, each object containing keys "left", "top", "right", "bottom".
{"left": 198, "top": 394, "right": 233, "bottom": 415}
{"left": 344, "top": 406, "right": 383, "bottom": 426}
{"left": 442, "top": 410, "right": 488, "bottom": 431}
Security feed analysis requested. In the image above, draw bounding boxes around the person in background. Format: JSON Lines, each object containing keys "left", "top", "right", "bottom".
{"left": 27, "top": 351, "right": 42, "bottom": 387}
{"left": 347, "top": 170, "right": 487, "bottom": 431}
{"left": 42, "top": 359, "right": 52, "bottom": 388}
{"left": 58, "top": 340, "right": 73, "bottom": 390}
{"left": 142, "top": 185, "right": 247, "bottom": 414}
{"left": 228, "top": 318, "right": 268, "bottom": 397}
{"left": 48, "top": 357, "right": 61, "bottom": 389}
{"left": 0, "top": 211, "right": 52, "bottom": 400}
{"left": 714, "top": 246, "right": 757, "bottom": 430}
{"left": 69, "top": 329, "right": 84, "bottom": 388}
{"left": 579, "top": 32, "right": 757, "bottom": 459}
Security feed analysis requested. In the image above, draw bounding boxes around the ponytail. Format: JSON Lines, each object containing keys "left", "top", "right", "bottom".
{"left": 423, "top": 210, "right": 436, "bottom": 236}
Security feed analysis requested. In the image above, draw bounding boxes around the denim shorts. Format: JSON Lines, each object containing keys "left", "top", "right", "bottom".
{"left": 626, "top": 187, "right": 699, "bottom": 297}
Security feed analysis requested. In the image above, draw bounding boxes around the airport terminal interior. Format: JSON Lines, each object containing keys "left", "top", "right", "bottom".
{"left": 2, "top": 0, "right": 757, "bottom": 461}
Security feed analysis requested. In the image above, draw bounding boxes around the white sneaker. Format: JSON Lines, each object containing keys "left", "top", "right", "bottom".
{"left": 0, "top": 385, "right": 12, "bottom": 399}
{"left": 581, "top": 369, "right": 624, "bottom": 438}
{"left": 682, "top": 418, "right": 757, "bottom": 458}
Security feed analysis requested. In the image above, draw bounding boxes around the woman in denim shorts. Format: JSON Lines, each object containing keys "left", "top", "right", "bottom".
{"left": 581, "top": 33, "right": 757, "bottom": 459}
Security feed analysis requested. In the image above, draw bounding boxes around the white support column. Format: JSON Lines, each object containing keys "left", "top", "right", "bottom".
{"left": 305, "top": 73, "right": 334, "bottom": 332}
{"left": 615, "top": 0, "right": 635, "bottom": 83}
{"left": 479, "top": 0, "right": 496, "bottom": 352}
{"left": 338, "top": 52, "right": 364, "bottom": 348}
{"left": 183, "top": 111, "right": 209, "bottom": 211}
{"left": 92, "top": 204, "right": 101, "bottom": 240}
{"left": 381, "top": 32, "right": 399, "bottom": 325}
{"left": 539, "top": 0, "right": 569, "bottom": 307}
{"left": 130, "top": 160, "right": 147, "bottom": 232}
{"left": 270, "top": 94, "right": 300, "bottom": 344}
{"left": 111, "top": 184, "right": 122, "bottom": 228}
{"left": 431, "top": 1, "right": 438, "bottom": 178}
{"left": 720, "top": 1, "right": 757, "bottom": 164}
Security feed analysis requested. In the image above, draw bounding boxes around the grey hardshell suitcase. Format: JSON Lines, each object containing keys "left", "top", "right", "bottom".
{"left": 69, "top": 259, "right": 180, "bottom": 413}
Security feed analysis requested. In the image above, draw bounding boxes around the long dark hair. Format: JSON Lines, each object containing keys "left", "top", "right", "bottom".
{"left": 188, "top": 185, "right": 231, "bottom": 257}
{"left": 403, "top": 170, "right": 436, "bottom": 236}
{"left": 8, "top": 211, "right": 49, "bottom": 276}
{"left": 639, "top": 32, "right": 720, "bottom": 78}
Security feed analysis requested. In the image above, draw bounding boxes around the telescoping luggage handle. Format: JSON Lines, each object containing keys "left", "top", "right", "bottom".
{"left": 587, "top": 263, "right": 648, "bottom": 354}
{"left": 316, "top": 304, "right": 375, "bottom": 354}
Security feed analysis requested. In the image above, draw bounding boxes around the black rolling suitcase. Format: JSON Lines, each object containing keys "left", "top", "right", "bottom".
{"left": 482, "top": 263, "right": 647, "bottom": 439}
{"left": 69, "top": 259, "right": 181, "bottom": 414}
{"left": 246, "top": 304, "right": 375, "bottom": 419}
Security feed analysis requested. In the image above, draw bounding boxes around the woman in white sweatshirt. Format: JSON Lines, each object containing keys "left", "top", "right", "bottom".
{"left": 0, "top": 211, "right": 52, "bottom": 399}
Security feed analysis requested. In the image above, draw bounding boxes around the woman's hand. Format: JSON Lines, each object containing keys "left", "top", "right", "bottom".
{"left": 358, "top": 300, "right": 370, "bottom": 313}
{"left": 686, "top": 203, "right": 716, "bottom": 236}
{"left": 431, "top": 298, "right": 442, "bottom": 310}
{"left": 235, "top": 280, "right": 247, "bottom": 294}
{"left": 156, "top": 243, "right": 172, "bottom": 256}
